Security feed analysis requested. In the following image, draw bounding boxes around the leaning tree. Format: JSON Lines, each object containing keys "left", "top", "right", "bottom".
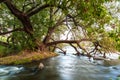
{"left": 0, "top": 0, "right": 119, "bottom": 57}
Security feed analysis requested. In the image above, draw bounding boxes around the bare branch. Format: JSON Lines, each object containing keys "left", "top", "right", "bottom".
{"left": 67, "top": 14, "right": 88, "bottom": 38}
{"left": 65, "top": 16, "right": 76, "bottom": 40}
{"left": 52, "top": 45, "right": 66, "bottom": 55}
{"left": 70, "top": 43, "right": 80, "bottom": 56}
{"left": 46, "top": 39, "right": 91, "bottom": 46}
{"left": 76, "top": 42, "right": 90, "bottom": 57}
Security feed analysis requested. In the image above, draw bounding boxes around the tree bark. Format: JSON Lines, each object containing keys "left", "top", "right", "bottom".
{"left": 0, "top": 0, "right": 6, "bottom": 3}
{"left": 46, "top": 39, "right": 91, "bottom": 46}
{"left": 70, "top": 43, "right": 80, "bottom": 56}
{"left": 43, "top": 18, "right": 64, "bottom": 44}
{"left": 4, "top": 0, "right": 33, "bottom": 36}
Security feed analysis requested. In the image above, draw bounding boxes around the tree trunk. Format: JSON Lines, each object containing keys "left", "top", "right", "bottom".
{"left": 4, "top": 0, "right": 33, "bottom": 36}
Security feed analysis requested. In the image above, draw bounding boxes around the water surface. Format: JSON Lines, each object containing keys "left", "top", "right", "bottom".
{"left": 0, "top": 54, "right": 120, "bottom": 80}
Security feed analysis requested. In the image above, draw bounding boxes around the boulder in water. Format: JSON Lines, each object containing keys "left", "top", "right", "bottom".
{"left": 38, "top": 63, "right": 44, "bottom": 69}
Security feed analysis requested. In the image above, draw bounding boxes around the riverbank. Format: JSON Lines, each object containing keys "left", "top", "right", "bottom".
{"left": 0, "top": 50, "right": 58, "bottom": 65}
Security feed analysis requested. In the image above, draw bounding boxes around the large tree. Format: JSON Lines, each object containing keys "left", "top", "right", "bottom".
{"left": 0, "top": 0, "right": 118, "bottom": 57}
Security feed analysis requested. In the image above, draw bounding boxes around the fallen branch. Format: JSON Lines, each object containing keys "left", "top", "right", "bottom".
{"left": 46, "top": 39, "right": 91, "bottom": 46}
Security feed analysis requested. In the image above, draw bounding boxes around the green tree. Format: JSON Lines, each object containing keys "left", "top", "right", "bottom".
{"left": 0, "top": 0, "right": 118, "bottom": 57}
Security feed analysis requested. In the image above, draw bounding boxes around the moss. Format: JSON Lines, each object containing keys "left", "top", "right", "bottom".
{"left": 14, "top": 58, "right": 31, "bottom": 65}
{"left": 0, "top": 51, "right": 58, "bottom": 65}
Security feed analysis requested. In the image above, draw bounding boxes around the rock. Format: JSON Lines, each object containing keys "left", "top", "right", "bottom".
{"left": 112, "top": 66, "right": 119, "bottom": 70}
{"left": 38, "top": 63, "right": 44, "bottom": 69}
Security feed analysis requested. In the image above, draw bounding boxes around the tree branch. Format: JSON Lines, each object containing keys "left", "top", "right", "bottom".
{"left": 0, "top": 0, "right": 6, "bottom": 3}
{"left": 27, "top": 3, "right": 63, "bottom": 17}
{"left": 0, "top": 28, "right": 24, "bottom": 35}
{"left": 76, "top": 42, "right": 90, "bottom": 56}
{"left": 4, "top": 0, "right": 23, "bottom": 17}
{"left": 46, "top": 39, "right": 91, "bottom": 46}
{"left": 43, "top": 18, "right": 65, "bottom": 44}
{"left": 4, "top": 0, "right": 33, "bottom": 35}
{"left": 0, "top": 41, "right": 8, "bottom": 46}
{"left": 70, "top": 43, "right": 80, "bottom": 56}
{"left": 27, "top": 4, "right": 51, "bottom": 17}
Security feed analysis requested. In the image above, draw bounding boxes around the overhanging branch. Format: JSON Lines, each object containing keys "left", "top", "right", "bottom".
{"left": 27, "top": 4, "right": 63, "bottom": 17}
{"left": 0, "top": 28, "right": 24, "bottom": 35}
{"left": 27, "top": 4, "right": 50, "bottom": 17}
{"left": 46, "top": 39, "right": 91, "bottom": 46}
{"left": 43, "top": 18, "right": 65, "bottom": 44}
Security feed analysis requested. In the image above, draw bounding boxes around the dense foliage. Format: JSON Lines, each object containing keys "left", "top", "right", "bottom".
{"left": 0, "top": 0, "right": 119, "bottom": 57}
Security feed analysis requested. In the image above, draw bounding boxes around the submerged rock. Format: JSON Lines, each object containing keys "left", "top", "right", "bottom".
{"left": 112, "top": 66, "right": 119, "bottom": 70}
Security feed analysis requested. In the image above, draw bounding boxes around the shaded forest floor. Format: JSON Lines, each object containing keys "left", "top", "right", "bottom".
{"left": 0, "top": 50, "right": 58, "bottom": 65}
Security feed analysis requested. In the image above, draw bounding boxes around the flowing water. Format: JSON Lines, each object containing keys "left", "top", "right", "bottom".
{"left": 0, "top": 54, "right": 120, "bottom": 80}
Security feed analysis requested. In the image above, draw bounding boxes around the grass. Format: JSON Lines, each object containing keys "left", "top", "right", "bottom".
{"left": 0, "top": 50, "right": 58, "bottom": 65}
{"left": 0, "top": 36, "right": 58, "bottom": 65}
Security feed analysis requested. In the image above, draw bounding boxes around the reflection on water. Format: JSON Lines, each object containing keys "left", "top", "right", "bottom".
{"left": 0, "top": 55, "right": 120, "bottom": 80}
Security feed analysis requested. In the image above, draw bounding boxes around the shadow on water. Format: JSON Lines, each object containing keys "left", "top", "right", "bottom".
{"left": 0, "top": 54, "right": 120, "bottom": 80}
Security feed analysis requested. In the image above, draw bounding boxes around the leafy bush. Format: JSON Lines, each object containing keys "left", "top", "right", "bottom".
{"left": 0, "top": 45, "right": 6, "bottom": 57}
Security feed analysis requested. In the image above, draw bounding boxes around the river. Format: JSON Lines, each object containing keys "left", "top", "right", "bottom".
{"left": 0, "top": 53, "right": 120, "bottom": 80}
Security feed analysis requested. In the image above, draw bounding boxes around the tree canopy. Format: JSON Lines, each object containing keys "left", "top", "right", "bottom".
{"left": 0, "top": 0, "right": 119, "bottom": 57}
